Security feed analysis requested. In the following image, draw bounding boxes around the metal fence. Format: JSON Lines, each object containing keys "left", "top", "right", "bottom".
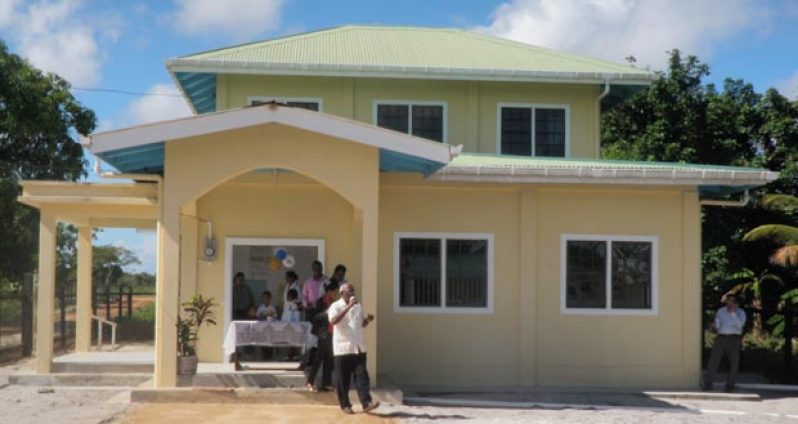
{"left": 0, "top": 274, "right": 155, "bottom": 362}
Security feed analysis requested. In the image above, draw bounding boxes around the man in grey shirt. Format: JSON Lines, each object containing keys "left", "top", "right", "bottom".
{"left": 702, "top": 293, "right": 746, "bottom": 392}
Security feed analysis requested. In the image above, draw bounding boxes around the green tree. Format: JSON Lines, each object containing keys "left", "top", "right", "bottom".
{"left": 92, "top": 245, "right": 140, "bottom": 288}
{"left": 743, "top": 194, "right": 798, "bottom": 380}
{"left": 0, "top": 39, "right": 96, "bottom": 289}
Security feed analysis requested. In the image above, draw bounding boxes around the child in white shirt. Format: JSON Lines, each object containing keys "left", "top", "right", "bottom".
{"left": 256, "top": 291, "right": 278, "bottom": 320}
{"left": 282, "top": 289, "right": 301, "bottom": 322}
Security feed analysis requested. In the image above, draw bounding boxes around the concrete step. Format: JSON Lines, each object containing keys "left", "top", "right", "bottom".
{"left": 52, "top": 362, "right": 154, "bottom": 374}
{"left": 6, "top": 372, "right": 152, "bottom": 387}
{"left": 132, "top": 387, "right": 339, "bottom": 404}
{"left": 178, "top": 371, "right": 306, "bottom": 388}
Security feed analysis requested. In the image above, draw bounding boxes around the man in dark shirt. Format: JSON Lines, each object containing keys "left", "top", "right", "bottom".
{"left": 232, "top": 272, "right": 255, "bottom": 320}
{"left": 305, "top": 282, "right": 338, "bottom": 391}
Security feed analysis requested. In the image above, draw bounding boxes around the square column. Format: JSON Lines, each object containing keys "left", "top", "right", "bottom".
{"left": 75, "top": 225, "right": 93, "bottom": 352}
{"left": 154, "top": 205, "right": 181, "bottom": 387}
{"left": 35, "top": 211, "right": 56, "bottom": 373}
{"left": 357, "top": 205, "right": 379, "bottom": 381}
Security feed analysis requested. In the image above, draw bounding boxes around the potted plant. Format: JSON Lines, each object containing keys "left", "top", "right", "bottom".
{"left": 177, "top": 294, "right": 218, "bottom": 375}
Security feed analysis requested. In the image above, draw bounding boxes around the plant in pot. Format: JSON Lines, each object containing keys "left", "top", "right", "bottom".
{"left": 177, "top": 294, "right": 218, "bottom": 375}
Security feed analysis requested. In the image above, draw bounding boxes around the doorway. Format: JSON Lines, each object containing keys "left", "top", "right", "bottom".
{"left": 223, "top": 237, "right": 325, "bottom": 329}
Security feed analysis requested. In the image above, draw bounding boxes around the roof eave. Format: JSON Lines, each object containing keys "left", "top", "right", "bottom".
{"left": 166, "top": 58, "right": 655, "bottom": 85}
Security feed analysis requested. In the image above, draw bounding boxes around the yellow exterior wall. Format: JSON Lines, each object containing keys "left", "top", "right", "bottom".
{"left": 222, "top": 75, "right": 602, "bottom": 158}
{"left": 374, "top": 176, "right": 700, "bottom": 388}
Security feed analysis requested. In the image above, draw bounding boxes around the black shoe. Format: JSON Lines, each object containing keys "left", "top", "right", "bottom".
{"left": 701, "top": 383, "right": 713, "bottom": 391}
{"left": 363, "top": 401, "right": 380, "bottom": 413}
{"left": 341, "top": 407, "right": 354, "bottom": 415}
{"left": 724, "top": 385, "right": 735, "bottom": 393}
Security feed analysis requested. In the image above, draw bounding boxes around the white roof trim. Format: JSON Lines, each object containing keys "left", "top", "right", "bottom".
{"left": 167, "top": 60, "right": 655, "bottom": 85}
{"left": 88, "top": 104, "right": 453, "bottom": 164}
{"left": 429, "top": 164, "right": 779, "bottom": 186}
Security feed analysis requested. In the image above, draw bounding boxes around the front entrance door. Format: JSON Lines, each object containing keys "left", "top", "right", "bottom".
{"left": 223, "top": 237, "right": 325, "bottom": 329}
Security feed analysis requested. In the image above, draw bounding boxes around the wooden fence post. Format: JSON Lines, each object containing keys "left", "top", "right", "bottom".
{"left": 105, "top": 285, "right": 111, "bottom": 321}
{"left": 118, "top": 285, "right": 123, "bottom": 318}
{"left": 127, "top": 287, "right": 133, "bottom": 318}
{"left": 21, "top": 273, "right": 33, "bottom": 357}
{"left": 59, "top": 283, "right": 66, "bottom": 350}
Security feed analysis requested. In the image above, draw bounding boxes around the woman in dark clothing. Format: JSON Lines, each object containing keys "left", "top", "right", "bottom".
{"left": 232, "top": 272, "right": 255, "bottom": 320}
{"left": 306, "top": 282, "right": 339, "bottom": 391}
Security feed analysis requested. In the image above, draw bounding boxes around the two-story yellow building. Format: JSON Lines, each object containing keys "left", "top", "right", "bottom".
{"left": 21, "top": 26, "right": 778, "bottom": 389}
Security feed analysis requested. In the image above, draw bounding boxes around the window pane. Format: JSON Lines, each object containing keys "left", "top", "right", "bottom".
{"left": 285, "top": 101, "right": 319, "bottom": 111}
{"left": 534, "top": 108, "right": 566, "bottom": 157}
{"left": 446, "top": 239, "right": 488, "bottom": 307}
{"left": 399, "top": 238, "right": 441, "bottom": 307}
{"left": 611, "top": 241, "right": 653, "bottom": 309}
{"left": 377, "top": 104, "right": 409, "bottom": 133}
{"left": 411, "top": 105, "right": 444, "bottom": 142}
{"left": 500, "top": 107, "right": 532, "bottom": 156}
{"left": 566, "top": 241, "right": 607, "bottom": 308}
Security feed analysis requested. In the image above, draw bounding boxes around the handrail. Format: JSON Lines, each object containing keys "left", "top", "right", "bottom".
{"left": 92, "top": 315, "right": 118, "bottom": 351}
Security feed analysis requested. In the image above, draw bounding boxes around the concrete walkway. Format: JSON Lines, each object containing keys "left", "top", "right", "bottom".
{"left": 121, "top": 403, "right": 391, "bottom": 423}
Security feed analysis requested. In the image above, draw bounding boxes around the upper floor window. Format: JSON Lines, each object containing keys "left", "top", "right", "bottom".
{"left": 248, "top": 96, "right": 322, "bottom": 112}
{"left": 498, "top": 104, "right": 568, "bottom": 157}
{"left": 374, "top": 101, "right": 446, "bottom": 143}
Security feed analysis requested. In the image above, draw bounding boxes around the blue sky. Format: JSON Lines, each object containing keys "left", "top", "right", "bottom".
{"left": 1, "top": 0, "right": 797, "bottom": 274}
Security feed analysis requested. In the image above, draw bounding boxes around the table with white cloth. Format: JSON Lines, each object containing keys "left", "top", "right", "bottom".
{"left": 223, "top": 320, "right": 314, "bottom": 370}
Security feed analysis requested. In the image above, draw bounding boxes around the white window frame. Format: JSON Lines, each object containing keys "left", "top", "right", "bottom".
{"left": 223, "top": 237, "right": 326, "bottom": 332}
{"left": 372, "top": 100, "right": 448, "bottom": 143}
{"left": 560, "top": 234, "right": 658, "bottom": 316}
{"left": 393, "top": 232, "right": 494, "bottom": 314}
{"left": 247, "top": 96, "right": 324, "bottom": 112}
{"left": 496, "top": 102, "right": 570, "bottom": 157}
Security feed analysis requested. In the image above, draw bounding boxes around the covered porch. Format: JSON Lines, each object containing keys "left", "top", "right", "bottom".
{"left": 21, "top": 103, "right": 453, "bottom": 388}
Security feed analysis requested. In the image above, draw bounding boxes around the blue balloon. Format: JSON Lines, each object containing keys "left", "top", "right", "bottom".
{"left": 275, "top": 249, "right": 287, "bottom": 260}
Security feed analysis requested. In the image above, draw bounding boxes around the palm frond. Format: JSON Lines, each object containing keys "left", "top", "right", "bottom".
{"left": 771, "top": 245, "right": 798, "bottom": 267}
{"left": 743, "top": 224, "right": 798, "bottom": 245}
{"left": 761, "top": 194, "right": 798, "bottom": 213}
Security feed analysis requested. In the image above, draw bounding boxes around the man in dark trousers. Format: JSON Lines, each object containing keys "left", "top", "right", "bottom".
{"left": 328, "top": 283, "right": 378, "bottom": 415}
{"left": 305, "top": 282, "right": 338, "bottom": 392}
{"left": 703, "top": 293, "right": 746, "bottom": 392}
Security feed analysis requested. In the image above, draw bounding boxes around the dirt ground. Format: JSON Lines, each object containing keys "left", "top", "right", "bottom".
{"left": 0, "top": 383, "right": 130, "bottom": 424}
{"left": 121, "top": 403, "right": 391, "bottom": 424}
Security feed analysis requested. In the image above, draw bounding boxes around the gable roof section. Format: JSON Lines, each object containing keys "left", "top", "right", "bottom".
{"left": 88, "top": 104, "right": 454, "bottom": 175}
{"left": 168, "top": 26, "right": 654, "bottom": 114}
{"left": 430, "top": 154, "right": 779, "bottom": 188}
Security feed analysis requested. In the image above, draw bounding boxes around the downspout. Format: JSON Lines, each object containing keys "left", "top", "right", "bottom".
{"left": 595, "top": 79, "right": 611, "bottom": 157}
{"left": 699, "top": 190, "right": 750, "bottom": 207}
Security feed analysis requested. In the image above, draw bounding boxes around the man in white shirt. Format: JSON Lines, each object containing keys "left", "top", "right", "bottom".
{"left": 702, "top": 293, "right": 746, "bottom": 392}
{"left": 327, "top": 283, "right": 378, "bottom": 414}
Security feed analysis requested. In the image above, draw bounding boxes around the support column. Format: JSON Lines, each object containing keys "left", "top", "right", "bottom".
{"left": 359, "top": 205, "right": 379, "bottom": 382}
{"left": 35, "top": 211, "right": 56, "bottom": 373}
{"left": 155, "top": 200, "right": 181, "bottom": 387}
{"left": 519, "top": 188, "right": 537, "bottom": 385}
{"left": 75, "top": 225, "right": 93, "bottom": 352}
{"left": 682, "top": 191, "right": 702, "bottom": 386}
{"left": 179, "top": 204, "right": 198, "bottom": 304}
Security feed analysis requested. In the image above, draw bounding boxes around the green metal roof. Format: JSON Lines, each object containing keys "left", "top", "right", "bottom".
{"left": 168, "top": 25, "right": 654, "bottom": 84}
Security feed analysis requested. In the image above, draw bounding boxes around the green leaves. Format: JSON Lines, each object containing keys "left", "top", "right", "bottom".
{"left": 743, "top": 224, "right": 798, "bottom": 246}
{"left": 177, "top": 294, "right": 218, "bottom": 357}
{"left": 0, "top": 38, "right": 97, "bottom": 289}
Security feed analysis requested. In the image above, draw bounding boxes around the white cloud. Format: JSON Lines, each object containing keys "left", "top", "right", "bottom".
{"left": 172, "top": 0, "right": 284, "bottom": 40}
{"left": 479, "top": 0, "right": 770, "bottom": 69}
{"left": 122, "top": 83, "right": 193, "bottom": 126}
{"left": 0, "top": 0, "right": 111, "bottom": 86}
{"left": 775, "top": 71, "right": 798, "bottom": 100}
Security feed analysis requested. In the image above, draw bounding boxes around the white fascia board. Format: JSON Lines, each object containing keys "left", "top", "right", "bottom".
{"left": 429, "top": 167, "right": 779, "bottom": 186}
{"left": 166, "top": 59, "right": 655, "bottom": 85}
{"left": 89, "top": 105, "right": 452, "bottom": 164}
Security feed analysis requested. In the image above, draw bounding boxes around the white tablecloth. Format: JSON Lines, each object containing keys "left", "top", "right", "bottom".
{"left": 222, "top": 320, "right": 313, "bottom": 357}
